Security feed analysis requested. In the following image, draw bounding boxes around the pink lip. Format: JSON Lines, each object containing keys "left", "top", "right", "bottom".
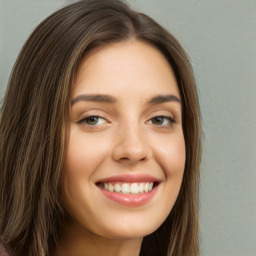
{"left": 96, "top": 174, "right": 160, "bottom": 207}
{"left": 96, "top": 173, "right": 160, "bottom": 183}
{"left": 98, "top": 185, "right": 158, "bottom": 207}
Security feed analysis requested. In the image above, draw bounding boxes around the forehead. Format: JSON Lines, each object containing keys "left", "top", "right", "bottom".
{"left": 72, "top": 40, "right": 179, "bottom": 99}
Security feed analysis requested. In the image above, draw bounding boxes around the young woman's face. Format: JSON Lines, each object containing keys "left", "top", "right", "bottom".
{"left": 63, "top": 40, "right": 185, "bottom": 239}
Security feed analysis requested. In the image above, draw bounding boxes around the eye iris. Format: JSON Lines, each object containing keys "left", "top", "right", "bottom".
{"left": 152, "top": 116, "right": 164, "bottom": 125}
{"left": 86, "top": 116, "right": 98, "bottom": 125}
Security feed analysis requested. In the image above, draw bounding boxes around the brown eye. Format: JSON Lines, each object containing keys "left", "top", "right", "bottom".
{"left": 151, "top": 116, "right": 165, "bottom": 125}
{"left": 149, "top": 116, "right": 174, "bottom": 126}
{"left": 85, "top": 116, "right": 99, "bottom": 125}
{"left": 78, "top": 116, "right": 107, "bottom": 126}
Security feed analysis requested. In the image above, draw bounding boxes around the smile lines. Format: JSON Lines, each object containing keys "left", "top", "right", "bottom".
{"left": 98, "top": 182, "right": 154, "bottom": 194}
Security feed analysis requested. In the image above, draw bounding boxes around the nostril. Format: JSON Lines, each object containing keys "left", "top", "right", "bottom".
{"left": 120, "top": 157, "right": 130, "bottom": 161}
{"left": 119, "top": 155, "right": 147, "bottom": 163}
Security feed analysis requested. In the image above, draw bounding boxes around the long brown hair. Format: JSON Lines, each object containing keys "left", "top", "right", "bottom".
{"left": 0, "top": 1, "right": 202, "bottom": 255}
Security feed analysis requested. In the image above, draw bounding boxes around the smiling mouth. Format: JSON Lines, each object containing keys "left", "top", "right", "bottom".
{"left": 96, "top": 182, "right": 159, "bottom": 195}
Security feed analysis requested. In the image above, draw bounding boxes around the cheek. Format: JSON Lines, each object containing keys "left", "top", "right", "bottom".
{"left": 65, "top": 130, "right": 110, "bottom": 176}
{"left": 63, "top": 131, "right": 108, "bottom": 203}
{"left": 146, "top": 131, "right": 185, "bottom": 228}
{"left": 152, "top": 131, "right": 186, "bottom": 178}
{"left": 62, "top": 131, "right": 111, "bottom": 217}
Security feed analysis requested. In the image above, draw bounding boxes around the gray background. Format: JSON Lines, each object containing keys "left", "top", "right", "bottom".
{"left": 1, "top": 1, "right": 256, "bottom": 255}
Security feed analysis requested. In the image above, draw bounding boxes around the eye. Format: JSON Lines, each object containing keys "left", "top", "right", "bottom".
{"left": 78, "top": 115, "right": 107, "bottom": 126}
{"left": 148, "top": 116, "right": 174, "bottom": 127}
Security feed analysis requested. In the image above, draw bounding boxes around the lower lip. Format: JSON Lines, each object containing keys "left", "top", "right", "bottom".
{"left": 98, "top": 186, "right": 158, "bottom": 207}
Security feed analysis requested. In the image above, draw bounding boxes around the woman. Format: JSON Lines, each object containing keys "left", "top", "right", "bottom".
{"left": 0, "top": 0, "right": 202, "bottom": 255}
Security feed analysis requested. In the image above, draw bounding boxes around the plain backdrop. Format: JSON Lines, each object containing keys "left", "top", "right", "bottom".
{"left": 1, "top": 1, "right": 256, "bottom": 255}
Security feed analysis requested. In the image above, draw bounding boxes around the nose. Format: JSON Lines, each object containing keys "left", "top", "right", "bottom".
{"left": 112, "top": 123, "right": 150, "bottom": 164}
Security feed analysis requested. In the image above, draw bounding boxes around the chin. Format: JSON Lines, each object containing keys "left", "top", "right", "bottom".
{"left": 94, "top": 214, "right": 166, "bottom": 240}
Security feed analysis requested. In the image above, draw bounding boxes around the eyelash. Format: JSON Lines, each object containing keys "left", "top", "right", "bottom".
{"left": 77, "top": 115, "right": 175, "bottom": 128}
{"left": 77, "top": 115, "right": 107, "bottom": 127}
{"left": 147, "top": 115, "right": 175, "bottom": 127}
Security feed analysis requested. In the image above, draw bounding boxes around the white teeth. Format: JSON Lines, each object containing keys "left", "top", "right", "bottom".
{"left": 130, "top": 183, "right": 139, "bottom": 194}
{"left": 144, "top": 183, "right": 149, "bottom": 192}
{"left": 139, "top": 183, "right": 144, "bottom": 193}
{"left": 102, "top": 182, "right": 154, "bottom": 194}
{"left": 149, "top": 182, "right": 153, "bottom": 191}
{"left": 114, "top": 183, "right": 121, "bottom": 193}
{"left": 108, "top": 183, "right": 114, "bottom": 192}
{"left": 121, "top": 183, "right": 130, "bottom": 194}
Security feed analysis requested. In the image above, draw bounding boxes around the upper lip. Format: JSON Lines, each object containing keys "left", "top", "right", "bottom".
{"left": 96, "top": 173, "right": 161, "bottom": 183}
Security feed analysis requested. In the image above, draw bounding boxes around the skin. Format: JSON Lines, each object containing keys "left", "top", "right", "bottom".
{"left": 54, "top": 40, "right": 185, "bottom": 256}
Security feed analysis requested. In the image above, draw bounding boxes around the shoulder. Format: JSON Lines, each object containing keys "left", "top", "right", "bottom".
{"left": 0, "top": 241, "right": 9, "bottom": 256}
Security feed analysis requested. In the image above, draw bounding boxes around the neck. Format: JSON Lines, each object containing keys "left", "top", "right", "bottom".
{"left": 51, "top": 219, "right": 143, "bottom": 256}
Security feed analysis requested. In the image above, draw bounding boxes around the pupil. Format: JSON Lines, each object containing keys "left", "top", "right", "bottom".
{"left": 153, "top": 117, "right": 164, "bottom": 125}
{"left": 87, "top": 116, "right": 98, "bottom": 125}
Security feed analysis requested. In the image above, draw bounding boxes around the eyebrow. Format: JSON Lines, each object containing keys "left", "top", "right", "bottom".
{"left": 71, "top": 94, "right": 117, "bottom": 105}
{"left": 147, "top": 94, "right": 181, "bottom": 104}
{"left": 71, "top": 93, "right": 181, "bottom": 106}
